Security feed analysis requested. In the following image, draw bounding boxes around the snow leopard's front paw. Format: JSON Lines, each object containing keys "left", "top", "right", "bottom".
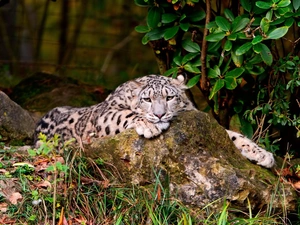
{"left": 226, "top": 130, "right": 275, "bottom": 168}
{"left": 129, "top": 119, "right": 170, "bottom": 138}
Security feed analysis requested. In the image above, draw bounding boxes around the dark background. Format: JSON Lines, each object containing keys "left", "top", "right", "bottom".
{"left": 0, "top": 0, "right": 157, "bottom": 90}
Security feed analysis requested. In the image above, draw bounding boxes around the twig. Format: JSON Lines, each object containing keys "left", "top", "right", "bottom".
{"left": 200, "top": 0, "right": 211, "bottom": 93}
{"left": 60, "top": 0, "right": 88, "bottom": 67}
{"left": 35, "top": 0, "right": 51, "bottom": 60}
{"left": 100, "top": 30, "right": 137, "bottom": 74}
{"left": 296, "top": 99, "right": 300, "bottom": 108}
{"left": 52, "top": 164, "right": 57, "bottom": 225}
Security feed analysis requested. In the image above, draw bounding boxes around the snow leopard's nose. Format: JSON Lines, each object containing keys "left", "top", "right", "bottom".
{"left": 154, "top": 112, "right": 165, "bottom": 119}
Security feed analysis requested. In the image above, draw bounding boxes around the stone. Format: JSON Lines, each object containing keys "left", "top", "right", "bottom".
{"left": 83, "top": 110, "right": 297, "bottom": 212}
{"left": 9, "top": 72, "right": 108, "bottom": 114}
{"left": 0, "top": 91, "right": 36, "bottom": 144}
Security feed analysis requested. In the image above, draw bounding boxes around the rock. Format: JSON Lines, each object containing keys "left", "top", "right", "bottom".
{"left": 9, "top": 72, "right": 108, "bottom": 114}
{"left": 83, "top": 110, "right": 297, "bottom": 212}
{"left": 0, "top": 91, "right": 36, "bottom": 144}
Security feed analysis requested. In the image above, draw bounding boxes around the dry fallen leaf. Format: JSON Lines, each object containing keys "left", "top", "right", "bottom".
{"left": 74, "top": 215, "right": 88, "bottom": 224}
{"left": 0, "top": 169, "right": 8, "bottom": 174}
{"left": 292, "top": 181, "right": 300, "bottom": 190}
{"left": 8, "top": 192, "right": 23, "bottom": 205}
{"left": 55, "top": 156, "right": 65, "bottom": 164}
{"left": 36, "top": 180, "right": 52, "bottom": 189}
{"left": 0, "top": 202, "right": 8, "bottom": 213}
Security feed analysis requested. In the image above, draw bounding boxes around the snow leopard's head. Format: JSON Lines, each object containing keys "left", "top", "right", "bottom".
{"left": 130, "top": 75, "right": 196, "bottom": 124}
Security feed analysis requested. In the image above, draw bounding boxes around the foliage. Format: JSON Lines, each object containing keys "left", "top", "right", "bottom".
{"left": 134, "top": 0, "right": 300, "bottom": 154}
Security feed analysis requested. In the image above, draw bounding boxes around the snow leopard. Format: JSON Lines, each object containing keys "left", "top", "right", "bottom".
{"left": 34, "top": 74, "right": 275, "bottom": 168}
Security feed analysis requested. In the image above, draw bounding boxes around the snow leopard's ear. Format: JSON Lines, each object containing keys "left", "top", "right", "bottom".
{"left": 128, "top": 80, "right": 144, "bottom": 97}
{"left": 171, "top": 74, "right": 188, "bottom": 89}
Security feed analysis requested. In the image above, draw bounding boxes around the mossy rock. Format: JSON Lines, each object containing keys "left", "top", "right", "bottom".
{"left": 83, "top": 110, "right": 297, "bottom": 212}
{"left": 0, "top": 91, "right": 35, "bottom": 144}
{"left": 9, "top": 72, "right": 109, "bottom": 113}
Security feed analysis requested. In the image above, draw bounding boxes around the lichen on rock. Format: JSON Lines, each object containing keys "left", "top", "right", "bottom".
{"left": 0, "top": 91, "right": 36, "bottom": 144}
{"left": 83, "top": 110, "right": 297, "bottom": 212}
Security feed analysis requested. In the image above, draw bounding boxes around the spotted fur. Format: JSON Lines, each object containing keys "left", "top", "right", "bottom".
{"left": 34, "top": 75, "right": 194, "bottom": 146}
{"left": 226, "top": 130, "right": 274, "bottom": 168}
{"left": 34, "top": 74, "right": 274, "bottom": 168}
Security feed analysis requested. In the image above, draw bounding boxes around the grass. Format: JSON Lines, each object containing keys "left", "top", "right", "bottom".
{"left": 0, "top": 137, "right": 299, "bottom": 225}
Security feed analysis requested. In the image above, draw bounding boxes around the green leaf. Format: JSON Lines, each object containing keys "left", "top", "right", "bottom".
{"left": 253, "top": 43, "right": 262, "bottom": 53}
{"left": 208, "top": 66, "right": 221, "bottom": 78}
{"left": 163, "top": 67, "right": 179, "bottom": 76}
{"left": 186, "top": 75, "right": 200, "bottom": 88}
{"left": 240, "top": 0, "right": 252, "bottom": 12}
{"left": 224, "top": 40, "right": 232, "bottom": 51}
{"left": 179, "top": 23, "right": 189, "bottom": 32}
{"left": 182, "top": 39, "right": 200, "bottom": 53}
{"left": 209, "top": 79, "right": 225, "bottom": 100}
{"left": 270, "top": 17, "right": 285, "bottom": 26}
{"left": 226, "top": 67, "right": 245, "bottom": 78}
{"left": 240, "top": 119, "right": 253, "bottom": 138}
{"left": 276, "top": 7, "right": 291, "bottom": 16}
{"left": 233, "top": 103, "right": 243, "bottom": 114}
{"left": 266, "top": 10, "right": 273, "bottom": 21}
{"left": 252, "top": 35, "right": 263, "bottom": 45}
{"left": 259, "top": 43, "right": 273, "bottom": 65}
{"left": 246, "top": 65, "right": 265, "bottom": 75}
{"left": 28, "top": 149, "right": 36, "bottom": 157}
{"left": 236, "top": 32, "right": 249, "bottom": 40}
{"left": 173, "top": 55, "right": 183, "bottom": 66}
{"left": 266, "top": 26, "right": 289, "bottom": 39}
{"left": 229, "top": 114, "right": 242, "bottom": 130}
{"left": 232, "top": 17, "right": 250, "bottom": 33}
{"left": 256, "top": 1, "right": 273, "bottom": 9}
{"left": 236, "top": 42, "right": 253, "bottom": 56}
{"left": 183, "top": 63, "right": 200, "bottom": 73}
{"left": 262, "top": 103, "right": 272, "bottom": 114}
{"left": 208, "top": 42, "right": 222, "bottom": 52}
{"left": 135, "top": 25, "right": 150, "bottom": 33}
{"left": 215, "top": 16, "right": 231, "bottom": 32}
{"left": 164, "top": 26, "right": 179, "bottom": 40}
{"left": 253, "top": 4, "right": 270, "bottom": 14}
{"left": 142, "top": 35, "right": 149, "bottom": 45}
{"left": 227, "top": 33, "right": 237, "bottom": 41}
{"left": 293, "top": 0, "right": 300, "bottom": 10}
{"left": 277, "top": 0, "right": 291, "bottom": 7}
{"left": 231, "top": 49, "right": 244, "bottom": 67}
{"left": 147, "top": 7, "right": 161, "bottom": 29}
{"left": 224, "top": 9, "right": 235, "bottom": 22}
{"left": 247, "top": 54, "right": 263, "bottom": 64}
{"left": 180, "top": 14, "right": 187, "bottom": 21}
{"left": 162, "top": 13, "right": 178, "bottom": 23}
{"left": 260, "top": 17, "right": 270, "bottom": 33}
{"left": 134, "top": 0, "right": 150, "bottom": 7}
{"left": 182, "top": 52, "right": 200, "bottom": 65}
{"left": 46, "top": 165, "right": 55, "bottom": 172}
{"left": 187, "top": 11, "right": 206, "bottom": 22}
{"left": 29, "top": 215, "right": 37, "bottom": 221}
{"left": 284, "top": 17, "right": 294, "bottom": 27}
{"left": 206, "top": 21, "right": 217, "bottom": 29}
{"left": 142, "top": 27, "right": 165, "bottom": 44}
{"left": 224, "top": 77, "right": 237, "bottom": 90}
{"left": 206, "top": 32, "right": 226, "bottom": 42}
{"left": 213, "top": 94, "right": 219, "bottom": 114}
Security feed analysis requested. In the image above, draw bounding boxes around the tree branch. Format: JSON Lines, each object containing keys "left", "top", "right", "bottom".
{"left": 200, "top": 0, "right": 211, "bottom": 93}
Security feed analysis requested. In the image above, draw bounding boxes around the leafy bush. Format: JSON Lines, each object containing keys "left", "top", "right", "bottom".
{"left": 134, "top": 0, "right": 300, "bottom": 154}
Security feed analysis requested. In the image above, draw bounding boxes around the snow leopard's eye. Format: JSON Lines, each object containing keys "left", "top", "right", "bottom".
{"left": 143, "top": 97, "right": 151, "bottom": 102}
{"left": 166, "top": 96, "right": 175, "bottom": 101}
